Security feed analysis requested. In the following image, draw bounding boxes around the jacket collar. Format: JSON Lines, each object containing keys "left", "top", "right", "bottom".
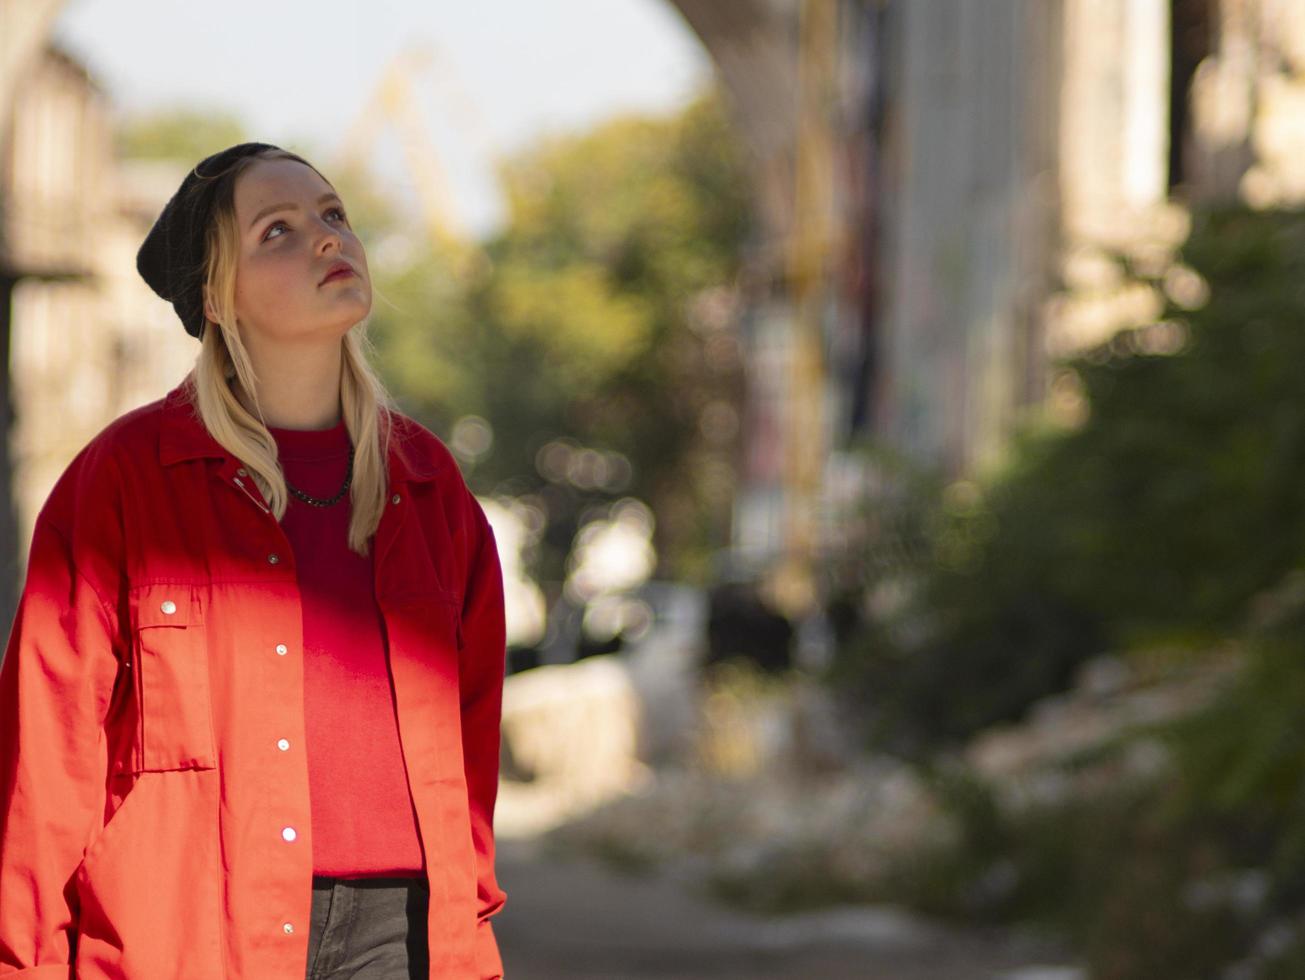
{"left": 158, "top": 379, "right": 441, "bottom": 483}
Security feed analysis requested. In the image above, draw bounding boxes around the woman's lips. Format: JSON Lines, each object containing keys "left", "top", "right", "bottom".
{"left": 322, "top": 267, "right": 357, "bottom": 284}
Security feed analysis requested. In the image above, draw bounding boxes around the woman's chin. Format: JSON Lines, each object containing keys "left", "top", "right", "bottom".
{"left": 317, "top": 297, "right": 372, "bottom": 333}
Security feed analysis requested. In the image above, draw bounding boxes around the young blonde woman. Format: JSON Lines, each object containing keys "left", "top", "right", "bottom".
{"left": 0, "top": 142, "right": 508, "bottom": 979}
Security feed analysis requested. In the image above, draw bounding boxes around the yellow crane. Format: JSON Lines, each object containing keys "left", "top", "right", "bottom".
{"left": 332, "top": 42, "right": 494, "bottom": 284}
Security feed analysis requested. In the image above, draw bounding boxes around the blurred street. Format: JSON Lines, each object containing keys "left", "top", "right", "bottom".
{"left": 494, "top": 838, "right": 1080, "bottom": 980}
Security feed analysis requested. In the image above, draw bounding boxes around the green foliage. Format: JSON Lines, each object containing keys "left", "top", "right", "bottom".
{"left": 479, "top": 94, "right": 751, "bottom": 509}
{"left": 835, "top": 205, "right": 1305, "bottom": 751}
{"left": 368, "top": 242, "right": 479, "bottom": 416}
{"left": 912, "top": 775, "right": 1250, "bottom": 979}
{"left": 115, "top": 107, "right": 249, "bottom": 162}
{"left": 1156, "top": 606, "right": 1305, "bottom": 926}
{"left": 369, "top": 89, "right": 754, "bottom": 583}
{"left": 486, "top": 261, "right": 655, "bottom": 388}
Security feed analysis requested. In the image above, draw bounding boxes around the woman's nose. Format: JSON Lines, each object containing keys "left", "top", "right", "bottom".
{"left": 314, "top": 220, "right": 344, "bottom": 252}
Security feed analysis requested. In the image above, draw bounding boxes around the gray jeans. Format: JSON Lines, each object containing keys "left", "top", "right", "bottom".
{"left": 306, "top": 875, "right": 429, "bottom": 979}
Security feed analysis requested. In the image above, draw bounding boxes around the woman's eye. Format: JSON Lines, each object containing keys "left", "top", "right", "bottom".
{"left": 262, "top": 208, "right": 348, "bottom": 241}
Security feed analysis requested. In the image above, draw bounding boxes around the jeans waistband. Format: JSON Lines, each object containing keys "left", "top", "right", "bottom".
{"left": 311, "top": 874, "right": 425, "bottom": 890}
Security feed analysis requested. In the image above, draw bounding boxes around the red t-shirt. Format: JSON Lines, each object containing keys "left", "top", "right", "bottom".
{"left": 268, "top": 418, "right": 424, "bottom": 879}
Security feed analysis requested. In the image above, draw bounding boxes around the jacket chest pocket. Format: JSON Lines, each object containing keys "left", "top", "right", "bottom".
{"left": 129, "top": 584, "right": 217, "bottom": 772}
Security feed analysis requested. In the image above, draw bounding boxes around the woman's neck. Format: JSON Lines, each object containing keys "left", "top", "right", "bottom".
{"left": 232, "top": 342, "right": 344, "bottom": 430}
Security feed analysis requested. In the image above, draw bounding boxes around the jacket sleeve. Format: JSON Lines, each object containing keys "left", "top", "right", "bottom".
{"left": 0, "top": 507, "right": 124, "bottom": 977}
{"left": 457, "top": 487, "right": 508, "bottom": 980}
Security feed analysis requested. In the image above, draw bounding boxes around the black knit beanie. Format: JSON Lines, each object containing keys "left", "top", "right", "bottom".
{"left": 135, "top": 141, "right": 283, "bottom": 340}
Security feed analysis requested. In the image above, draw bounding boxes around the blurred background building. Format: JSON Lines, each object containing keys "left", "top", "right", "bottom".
{"left": 1, "top": 0, "right": 197, "bottom": 623}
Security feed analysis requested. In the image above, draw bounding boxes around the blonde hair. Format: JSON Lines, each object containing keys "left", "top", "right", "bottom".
{"left": 187, "top": 147, "right": 395, "bottom": 556}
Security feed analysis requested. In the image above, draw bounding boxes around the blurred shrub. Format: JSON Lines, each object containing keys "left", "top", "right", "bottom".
{"left": 832, "top": 205, "right": 1305, "bottom": 752}
{"left": 886, "top": 758, "right": 1251, "bottom": 979}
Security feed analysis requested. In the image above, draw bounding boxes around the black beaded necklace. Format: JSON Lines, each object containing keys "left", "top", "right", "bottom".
{"left": 285, "top": 446, "right": 355, "bottom": 508}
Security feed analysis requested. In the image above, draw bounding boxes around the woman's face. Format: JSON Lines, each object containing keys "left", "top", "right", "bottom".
{"left": 228, "top": 157, "right": 371, "bottom": 344}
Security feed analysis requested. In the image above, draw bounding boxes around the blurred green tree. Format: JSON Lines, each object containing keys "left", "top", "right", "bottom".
{"left": 114, "top": 107, "right": 249, "bottom": 163}
{"left": 369, "top": 89, "right": 754, "bottom": 586}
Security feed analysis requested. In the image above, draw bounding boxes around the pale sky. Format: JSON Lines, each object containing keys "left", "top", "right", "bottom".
{"left": 52, "top": 0, "right": 713, "bottom": 237}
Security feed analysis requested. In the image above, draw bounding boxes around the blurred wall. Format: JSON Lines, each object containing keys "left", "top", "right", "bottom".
{"left": 877, "top": 0, "right": 1062, "bottom": 474}
{"left": 0, "top": 39, "right": 197, "bottom": 625}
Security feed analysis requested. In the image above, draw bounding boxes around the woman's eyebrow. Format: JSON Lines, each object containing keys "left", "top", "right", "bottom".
{"left": 249, "top": 192, "right": 342, "bottom": 230}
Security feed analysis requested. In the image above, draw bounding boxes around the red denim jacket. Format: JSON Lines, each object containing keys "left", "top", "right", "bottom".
{"left": 0, "top": 378, "right": 507, "bottom": 978}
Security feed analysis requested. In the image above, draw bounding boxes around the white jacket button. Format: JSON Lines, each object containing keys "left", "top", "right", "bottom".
{"left": 281, "top": 826, "right": 297, "bottom": 842}
{"left": 275, "top": 643, "right": 288, "bottom": 656}
{"left": 267, "top": 553, "right": 280, "bottom": 564}
{"left": 160, "top": 600, "right": 177, "bottom": 615}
